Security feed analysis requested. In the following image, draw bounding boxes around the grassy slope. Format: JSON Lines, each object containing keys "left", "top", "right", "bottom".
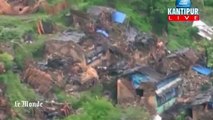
{"left": 0, "top": 14, "right": 48, "bottom": 119}
{"left": 0, "top": 14, "right": 49, "bottom": 42}
{"left": 0, "top": 72, "right": 39, "bottom": 119}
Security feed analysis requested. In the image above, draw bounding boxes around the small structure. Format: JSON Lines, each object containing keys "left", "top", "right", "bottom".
{"left": 117, "top": 66, "right": 182, "bottom": 115}
{"left": 192, "top": 20, "right": 213, "bottom": 40}
{"left": 189, "top": 87, "right": 213, "bottom": 120}
{"left": 37, "top": 19, "right": 54, "bottom": 35}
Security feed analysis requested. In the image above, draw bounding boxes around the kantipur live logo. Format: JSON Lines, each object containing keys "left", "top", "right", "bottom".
{"left": 168, "top": 0, "right": 200, "bottom": 22}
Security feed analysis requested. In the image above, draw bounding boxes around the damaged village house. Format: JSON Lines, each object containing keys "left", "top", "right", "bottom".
{"left": 18, "top": 5, "right": 158, "bottom": 119}
{"left": 20, "top": 6, "right": 122, "bottom": 119}
{"left": 117, "top": 46, "right": 213, "bottom": 120}
{"left": 1, "top": 1, "right": 213, "bottom": 119}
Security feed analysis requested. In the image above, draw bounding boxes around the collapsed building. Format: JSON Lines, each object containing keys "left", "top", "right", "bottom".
{"left": 22, "top": 63, "right": 53, "bottom": 96}
{"left": 115, "top": 45, "right": 211, "bottom": 119}
{"left": 0, "top": 0, "right": 41, "bottom": 15}
{"left": 189, "top": 87, "right": 213, "bottom": 120}
{"left": 1, "top": 3, "right": 211, "bottom": 119}
{"left": 117, "top": 66, "right": 182, "bottom": 116}
{"left": 155, "top": 48, "right": 199, "bottom": 75}
{"left": 22, "top": 39, "right": 103, "bottom": 96}
{"left": 0, "top": 0, "right": 69, "bottom": 15}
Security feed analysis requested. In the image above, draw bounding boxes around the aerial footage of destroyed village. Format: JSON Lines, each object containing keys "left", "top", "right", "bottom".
{"left": 0, "top": 0, "right": 213, "bottom": 120}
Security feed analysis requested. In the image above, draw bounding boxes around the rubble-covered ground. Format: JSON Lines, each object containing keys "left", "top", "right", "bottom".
{"left": 0, "top": 0, "right": 213, "bottom": 120}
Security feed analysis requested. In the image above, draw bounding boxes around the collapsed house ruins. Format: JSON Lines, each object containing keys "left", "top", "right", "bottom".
{"left": 189, "top": 87, "right": 213, "bottom": 120}
{"left": 0, "top": 2, "right": 213, "bottom": 119}
{"left": 117, "top": 66, "right": 183, "bottom": 115}
{"left": 0, "top": 0, "right": 42, "bottom": 15}
{"left": 0, "top": 0, "right": 69, "bottom": 15}
{"left": 22, "top": 6, "right": 213, "bottom": 119}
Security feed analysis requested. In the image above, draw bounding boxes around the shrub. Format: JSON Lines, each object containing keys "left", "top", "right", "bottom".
{"left": 0, "top": 29, "right": 20, "bottom": 42}
{"left": 0, "top": 52, "right": 14, "bottom": 70}
{"left": 65, "top": 97, "right": 121, "bottom": 120}
{"left": 120, "top": 106, "right": 150, "bottom": 120}
{"left": 14, "top": 40, "right": 44, "bottom": 69}
{"left": 0, "top": 72, "right": 38, "bottom": 117}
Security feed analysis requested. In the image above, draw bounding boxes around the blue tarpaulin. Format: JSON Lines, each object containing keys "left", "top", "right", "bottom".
{"left": 112, "top": 11, "right": 126, "bottom": 24}
{"left": 131, "top": 73, "right": 149, "bottom": 89}
{"left": 192, "top": 65, "right": 213, "bottom": 76}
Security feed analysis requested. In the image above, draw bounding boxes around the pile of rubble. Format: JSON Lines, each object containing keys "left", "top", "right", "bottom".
{"left": 154, "top": 48, "right": 199, "bottom": 75}
{"left": 22, "top": 62, "right": 53, "bottom": 96}
{"left": 1, "top": 2, "right": 212, "bottom": 119}
{"left": 20, "top": 5, "right": 161, "bottom": 98}
{"left": 181, "top": 69, "right": 211, "bottom": 99}
{"left": 0, "top": 0, "right": 69, "bottom": 15}
{"left": 22, "top": 39, "right": 100, "bottom": 97}
{"left": 20, "top": 3, "right": 209, "bottom": 105}
{"left": 31, "top": 101, "right": 73, "bottom": 120}
{"left": 0, "top": 0, "right": 41, "bottom": 15}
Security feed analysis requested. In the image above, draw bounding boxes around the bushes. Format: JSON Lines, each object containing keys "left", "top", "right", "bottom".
{"left": 120, "top": 106, "right": 150, "bottom": 120}
{"left": 0, "top": 27, "right": 20, "bottom": 42}
{"left": 0, "top": 72, "right": 37, "bottom": 103}
{"left": 64, "top": 95, "right": 150, "bottom": 120}
{"left": 176, "top": 111, "right": 186, "bottom": 120}
{"left": 206, "top": 45, "right": 213, "bottom": 67}
{"left": 82, "top": 98, "right": 121, "bottom": 120}
{"left": 0, "top": 72, "right": 38, "bottom": 117}
{"left": 0, "top": 52, "right": 13, "bottom": 70}
{"left": 65, "top": 97, "right": 121, "bottom": 120}
{"left": 204, "top": 0, "right": 213, "bottom": 7}
{"left": 14, "top": 39, "right": 45, "bottom": 69}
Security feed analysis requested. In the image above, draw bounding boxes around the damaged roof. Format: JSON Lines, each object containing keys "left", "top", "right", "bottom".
{"left": 133, "top": 66, "right": 180, "bottom": 84}
{"left": 191, "top": 87, "right": 213, "bottom": 106}
{"left": 129, "top": 66, "right": 182, "bottom": 95}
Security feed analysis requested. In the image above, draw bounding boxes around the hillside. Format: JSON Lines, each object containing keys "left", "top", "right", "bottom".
{"left": 0, "top": 0, "right": 213, "bottom": 120}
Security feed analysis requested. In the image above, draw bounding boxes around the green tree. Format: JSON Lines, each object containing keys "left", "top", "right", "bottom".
{"left": 130, "top": 0, "right": 169, "bottom": 34}
{"left": 207, "top": 44, "right": 213, "bottom": 67}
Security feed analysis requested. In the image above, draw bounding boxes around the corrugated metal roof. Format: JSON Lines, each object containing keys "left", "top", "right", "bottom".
{"left": 191, "top": 87, "right": 213, "bottom": 106}
{"left": 138, "top": 66, "right": 164, "bottom": 82}
{"left": 130, "top": 66, "right": 181, "bottom": 92}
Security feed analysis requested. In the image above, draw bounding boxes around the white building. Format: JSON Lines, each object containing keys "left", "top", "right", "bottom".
{"left": 192, "top": 20, "right": 213, "bottom": 40}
